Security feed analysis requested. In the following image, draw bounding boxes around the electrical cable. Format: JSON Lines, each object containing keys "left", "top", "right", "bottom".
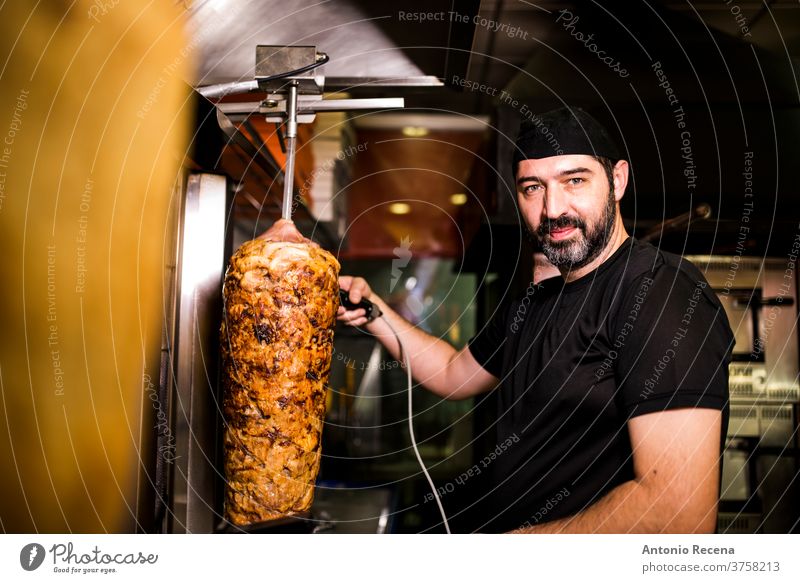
{"left": 198, "top": 53, "right": 329, "bottom": 99}
{"left": 198, "top": 52, "right": 329, "bottom": 99}
{"left": 380, "top": 316, "right": 451, "bottom": 534}
{"left": 258, "top": 52, "right": 330, "bottom": 83}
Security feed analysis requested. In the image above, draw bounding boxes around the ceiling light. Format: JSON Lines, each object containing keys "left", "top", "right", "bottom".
{"left": 450, "top": 193, "right": 468, "bottom": 205}
{"left": 402, "top": 126, "right": 428, "bottom": 137}
{"left": 388, "top": 202, "right": 412, "bottom": 215}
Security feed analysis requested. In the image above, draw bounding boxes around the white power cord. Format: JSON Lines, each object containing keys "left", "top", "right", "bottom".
{"left": 380, "top": 316, "right": 451, "bottom": 534}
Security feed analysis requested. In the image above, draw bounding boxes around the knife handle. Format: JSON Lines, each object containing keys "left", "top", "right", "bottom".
{"left": 339, "top": 289, "right": 382, "bottom": 322}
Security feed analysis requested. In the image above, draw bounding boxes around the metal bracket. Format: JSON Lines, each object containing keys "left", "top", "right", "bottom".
{"left": 218, "top": 95, "right": 405, "bottom": 124}
{"left": 205, "top": 45, "right": 405, "bottom": 222}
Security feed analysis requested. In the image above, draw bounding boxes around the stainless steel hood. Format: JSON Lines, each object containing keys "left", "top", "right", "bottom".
{"left": 187, "top": 0, "right": 480, "bottom": 87}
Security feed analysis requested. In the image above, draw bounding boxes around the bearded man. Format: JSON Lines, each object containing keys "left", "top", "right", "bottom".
{"left": 338, "top": 107, "right": 734, "bottom": 533}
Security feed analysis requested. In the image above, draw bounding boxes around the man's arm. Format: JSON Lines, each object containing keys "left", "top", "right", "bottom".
{"left": 512, "top": 407, "right": 722, "bottom": 533}
{"left": 338, "top": 276, "right": 497, "bottom": 400}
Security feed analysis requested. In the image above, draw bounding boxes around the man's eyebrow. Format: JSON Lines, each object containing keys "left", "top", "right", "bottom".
{"left": 517, "top": 167, "right": 595, "bottom": 185}
{"left": 559, "top": 166, "right": 594, "bottom": 176}
{"left": 517, "top": 175, "right": 541, "bottom": 185}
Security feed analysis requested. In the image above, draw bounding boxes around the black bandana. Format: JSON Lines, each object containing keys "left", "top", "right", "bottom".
{"left": 512, "top": 107, "right": 621, "bottom": 167}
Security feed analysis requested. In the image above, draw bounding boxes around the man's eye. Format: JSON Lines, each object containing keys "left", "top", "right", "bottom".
{"left": 523, "top": 184, "right": 541, "bottom": 194}
{"left": 568, "top": 177, "right": 585, "bottom": 185}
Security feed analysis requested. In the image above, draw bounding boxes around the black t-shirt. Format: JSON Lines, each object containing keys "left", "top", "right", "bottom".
{"left": 467, "top": 237, "right": 734, "bottom": 532}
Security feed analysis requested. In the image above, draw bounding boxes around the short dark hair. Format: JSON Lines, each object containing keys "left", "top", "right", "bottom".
{"left": 592, "top": 156, "right": 617, "bottom": 190}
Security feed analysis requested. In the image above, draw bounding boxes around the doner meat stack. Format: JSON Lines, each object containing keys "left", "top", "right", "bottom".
{"left": 221, "top": 220, "right": 339, "bottom": 526}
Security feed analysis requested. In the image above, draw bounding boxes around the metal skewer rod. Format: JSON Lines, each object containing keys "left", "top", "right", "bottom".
{"left": 281, "top": 82, "right": 299, "bottom": 221}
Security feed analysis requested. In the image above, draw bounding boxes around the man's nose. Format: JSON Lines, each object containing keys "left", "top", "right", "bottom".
{"left": 543, "top": 187, "right": 568, "bottom": 219}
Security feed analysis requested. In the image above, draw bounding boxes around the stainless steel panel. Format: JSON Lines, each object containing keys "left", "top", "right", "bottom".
{"left": 728, "top": 362, "right": 767, "bottom": 399}
{"left": 187, "top": 0, "right": 426, "bottom": 86}
{"left": 169, "top": 173, "right": 228, "bottom": 533}
{"left": 716, "top": 291, "right": 757, "bottom": 358}
{"left": 729, "top": 405, "right": 760, "bottom": 438}
{"left": 686, "top": 256, "right": 799, "bottom": 394}
{"left": 727, "top": 404, "right": 796, "bottom": 443}
{"left": 718, "top": 512, "right": 762, "bottom": 534}
{"left": 311, "top": 486, "right": 393, "bottom": 534}
{"left": 759, "top": 405, "right": 796, "bottom": 447}
{"left": 720, "top": 449, "right": 750, "bottom": 501}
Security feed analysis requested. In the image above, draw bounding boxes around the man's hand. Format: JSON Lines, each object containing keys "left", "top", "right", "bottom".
{"left": 337, "top": 275, "right": 375, "bottom": 327}
{"left": 335, "top": 275, "right": 497, "bottom": 400}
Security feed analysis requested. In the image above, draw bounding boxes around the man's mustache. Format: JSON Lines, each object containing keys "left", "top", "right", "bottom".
{"left": 536, "top": 215, "right": 586, "bottom": 238}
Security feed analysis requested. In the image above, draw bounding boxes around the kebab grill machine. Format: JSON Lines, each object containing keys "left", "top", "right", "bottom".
{"left": 155, "top": 46, "right": 450, "bottom": 534}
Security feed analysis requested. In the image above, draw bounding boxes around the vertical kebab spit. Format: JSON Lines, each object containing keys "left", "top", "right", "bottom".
{"left": 220, "top": 220, "right": 340, "bottom": 526}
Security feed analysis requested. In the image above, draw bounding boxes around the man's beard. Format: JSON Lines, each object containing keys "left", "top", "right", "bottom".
{"left": 528, "top": 190, "right": 617, "bottom": 269}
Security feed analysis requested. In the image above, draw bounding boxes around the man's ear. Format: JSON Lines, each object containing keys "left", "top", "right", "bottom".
{"left": 612, "top": 160, "right": 629, "bottom": 202}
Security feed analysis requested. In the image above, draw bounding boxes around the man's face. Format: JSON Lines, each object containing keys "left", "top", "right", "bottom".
{"left": 516, "top": 154, "right": 618, "bottom": 269}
